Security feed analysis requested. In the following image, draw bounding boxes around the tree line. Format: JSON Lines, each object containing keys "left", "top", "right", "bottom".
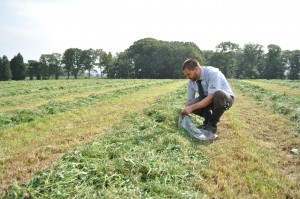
{"left": 0, "top": 49, "right": 112, "bottom": 81}
{"left": 204, "top": 42, "right": 300, "bottom": 80}
{"left": 0, "top": 38, "right": 299, "bottom": 81}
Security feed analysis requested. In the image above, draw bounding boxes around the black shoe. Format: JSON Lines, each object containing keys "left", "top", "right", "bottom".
{"left": 203, "top": 123, "right": 217, "bottom": 134}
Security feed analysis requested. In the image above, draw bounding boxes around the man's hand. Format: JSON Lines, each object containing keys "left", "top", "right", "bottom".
{"left": 180, "top": 105, "right": 193, "bottom": 115}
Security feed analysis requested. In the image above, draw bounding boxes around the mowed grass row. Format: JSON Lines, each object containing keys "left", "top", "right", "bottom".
{"left": 4, "top": 86, "right": 209, "bottom": 198}
{"left": 0, "top": 79, "right": 153, "bottom": 108}
{"left": 0, "top": 79, "right": 174, "bottom": 129}
{"left": 0, "top": 79, "right": 186, "bottom": 194}
{"left": 241, "top": 79, "right": 300, "bottom": 96}
{"left": 3, "top": 79, "right": 300, "bottom": 198}
{"left": 231, "top": 79, "right": 300, "bottom": 133}
{"left": 251, "top": 79, "right": 300, "bottom": 90}
{"left": 0, "top": 79, "right": 125, "bottom": 96}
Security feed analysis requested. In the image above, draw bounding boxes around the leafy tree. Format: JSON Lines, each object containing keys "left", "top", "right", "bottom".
{"left": 261, "top": 44, "right": 284, "bottom": 79}
{"left": 39, "top": 54, "right": 61, "bottom": 80}
{"left": 236, "top": 43, "right": 264, "bottom": 79}
{"left": 0, "top": 55, "right": 12, "bottom": 81}
{"left": 102, "top": 52, "right": 114, "bottom": 78}
{"left": 209, "top": 52, "right": 225, "bottom": 70}
{"left": 202, "top": 50, "right": 215, "bottom": 65}
{"left": 287, "top": 50, "right": 300, "bottom": 80}
{"left": 10, "top": 53, "right": 26, "bottom": 80}
{"left": 50, "top": 53, "right": 62, "bottom": 79}
{"left": 128, "top": 38, "right": 159, "bottom": 78}
{"left": 62, "top": 48, "right": 75, "bottom": 79}
{"left": 282, "top": 50, "right": 292, "bottom": 79}
{"left": 93, "top": 49, "right": 106, "bottom": 78}
{"left": 62, "top": 48, "right": 82, "bottom": 79}
{"left": 125, "top": 38, "right": 203, "bottom": 79}
{"left": 72, "top": 48, "right": 82, "bottom": 79}
{"left": 27, "top": 60, "right": 41, "bottom": 80}
{"left": 213, "top": 41, "right": 239, "bottom": 78}
{"left": 113, "top": 50, "right": 134, "bottom": 78}
{"left": 40, "top": 56, "right": 49, "bottom": 80}
{"left": 81, "top": 49, "right": 96, "bottom": 78}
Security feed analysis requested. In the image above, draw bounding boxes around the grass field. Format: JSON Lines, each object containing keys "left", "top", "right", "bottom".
{"left": 0, "top": 79, "right": 299, "bottom": 198}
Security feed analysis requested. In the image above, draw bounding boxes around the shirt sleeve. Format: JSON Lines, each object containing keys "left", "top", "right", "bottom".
{"left": 186, "top": 81, "right": 196, "bottom": 101}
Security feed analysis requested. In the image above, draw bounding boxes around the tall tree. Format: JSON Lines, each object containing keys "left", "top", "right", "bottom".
{"left": 202, "top": 50, "right": 215, "bottom": 65}
{"left": 287, "top": 50, "right": 300, "bottom": 80}
{"left": 262, "top": 44, "right": 284, "bottom": 79}
{"left": 40, "top": 55, "right": 51, "bottom": 79}
{"left": 94, "top": 49, "right": 107, "bottom": 78}
{"left": 72, "top": 48, "right": 82, "bottom": 79}
{"left": 236, "top": 43, "right": 264, "bottom": 79}
{"left": 0, "top": 55, "right": 12, "bottom": 81}
{"left": 81, "top": 49, "right": 95, "bottom": 78}
{"left": 10, "top": 53, "right": 26, "bottom": 80}
{"left": 62, "top": 48, "right": 75, "bottom": 79}
{"left": 102, "top": 52, "right": 114, "bottom": 78}
{"left": 128, "top": 38, "right": 160, "bottom": 78}
{"left": 62, "top": 48, "right": 83, "bottom": 79}
{"left": 213, "top": 41, "right": 240, "bottom": 78}
{"left": 27, "top": 60, "right": 41, "bottom": 80}
{"left": 113, "top": 50, "right": 134, "bottom": 78}
{"left": 39, "top": 54, "right": 61, "bottom": 80}
{"left": 49, "top": 53, "right": 62, "bottom": 79}
{"left": 126, "top": 38, "right": 203, "bottom": 79}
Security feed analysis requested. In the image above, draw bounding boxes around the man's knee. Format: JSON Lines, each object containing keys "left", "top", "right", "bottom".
{"left": 214, "top": 90, "right": 226, "bottom": 99}
{"left": 213, "top": 90, "right": 230, "bottom": 109}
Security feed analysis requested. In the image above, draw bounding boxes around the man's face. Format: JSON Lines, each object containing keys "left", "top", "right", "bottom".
{"left": 183, "top": 67, "right": 200, "bottom": 81}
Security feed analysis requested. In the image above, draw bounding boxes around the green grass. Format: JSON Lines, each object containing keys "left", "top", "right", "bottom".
{"left": 230, "top": 79, "right": 300, "bottom": 133}
{"left": 0, "top": 79, "right": 174, "bottom": 129}
{"left": 4, "top": 85, "right": 208, "bottom": 198}
{"left": 0, "top": 79, "right": 186, "bottom": 192}
{"left": 1, "top": 79, "right": 300, "bottom": 198}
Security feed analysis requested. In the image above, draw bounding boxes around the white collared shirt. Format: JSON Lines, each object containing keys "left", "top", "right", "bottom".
{"left": 186, "top": 66, "right": 235, "bottom": 101}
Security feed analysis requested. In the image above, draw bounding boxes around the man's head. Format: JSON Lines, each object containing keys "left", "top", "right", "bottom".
{"left": 182, "top": 59, "right": 201, "bottom": 81}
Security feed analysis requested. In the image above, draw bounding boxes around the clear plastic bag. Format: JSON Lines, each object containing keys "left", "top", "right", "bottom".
{"left": 178, "top": 114, "right": 218, "bottom": 141}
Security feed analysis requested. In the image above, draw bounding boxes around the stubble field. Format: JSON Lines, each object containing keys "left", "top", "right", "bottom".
{"left": 0, "top": 79, "right": 299, "bottom": 198}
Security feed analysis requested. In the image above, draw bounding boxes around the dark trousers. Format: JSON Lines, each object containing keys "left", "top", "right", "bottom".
{"left": 187, "top": 90, "right": 234, "bottom": 125}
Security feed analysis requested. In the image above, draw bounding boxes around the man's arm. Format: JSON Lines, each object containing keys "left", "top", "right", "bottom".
{"left": 181, "top": 93, "right": 214, "bottom": 115}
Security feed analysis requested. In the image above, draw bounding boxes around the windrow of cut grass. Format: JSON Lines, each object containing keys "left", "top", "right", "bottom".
{"left": 254, "top": 79, "right": 300, "bottom": 90}
{"left": 0, "top": 79, "right": 174, "bottom": 129}
{"left": 0, "top": 79, "right": 186, "bottom": 196}
{"left": 231, "top": 79, "right": 300, "bottom": 133}
{"left": 3, "top": 83, "right": 210, "bottom": 198}
{"left": 0, "top": 79, "right": 127, "bottom": 97}
{"left": 0, "top": 79, "right": 171, "bottom": 112}
{"left": 241, "top": 79, "right": 300, "bottom": 96}
{"left": 0, "top": 79, "right": 144, "bottom": 104}
{"left": 2, "top": 79, "right": 300, "bottom": 198}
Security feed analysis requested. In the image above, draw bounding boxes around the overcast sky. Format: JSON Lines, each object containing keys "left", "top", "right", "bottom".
{"left": 1, "top": 0, "right": 299, "bottom": 61}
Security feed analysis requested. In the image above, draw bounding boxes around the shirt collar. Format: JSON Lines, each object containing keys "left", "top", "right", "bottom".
{"left": 199, "top": 67, "right": 205, "bottom": 81}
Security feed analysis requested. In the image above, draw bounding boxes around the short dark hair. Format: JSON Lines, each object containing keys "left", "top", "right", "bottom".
{"left": 182, "top": 59, "right": 200, "bottom": 71}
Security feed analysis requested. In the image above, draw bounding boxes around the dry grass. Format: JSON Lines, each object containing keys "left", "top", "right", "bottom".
{"left": 198, "top": 85, "right": 300, "bottom": 198}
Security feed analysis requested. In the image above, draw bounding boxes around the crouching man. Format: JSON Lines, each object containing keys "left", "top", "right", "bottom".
{"left": 180, "top": 59, "right": 235, "bottom": 134}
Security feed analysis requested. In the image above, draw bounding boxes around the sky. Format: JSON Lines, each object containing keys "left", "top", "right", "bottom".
{"left": 0, "top": 0, "right": 300, "bottom": 61}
